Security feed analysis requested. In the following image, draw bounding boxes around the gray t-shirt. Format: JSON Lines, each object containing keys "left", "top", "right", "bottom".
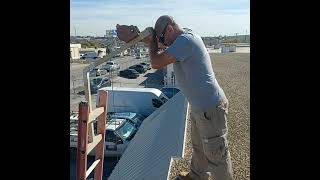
{"left": 164, "top": 30, "right": 227, "bottom": 111}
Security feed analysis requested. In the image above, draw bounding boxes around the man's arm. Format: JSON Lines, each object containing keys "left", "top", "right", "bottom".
{"left": 148, "top": 29, "right": 176, "bottom": 69}
{"left": 116, "top": 25, "right": 176, "bottom": 69}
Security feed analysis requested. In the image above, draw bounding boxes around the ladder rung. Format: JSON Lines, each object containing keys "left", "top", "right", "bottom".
{"left": 70, "top": 132, "right": 77, "bottom": 136}
{"left": 88, "top": 107, "right": 104, "bottom": 124}
{"left": 86, "top": 159, "right": 101, "bottom": 178}
{"left": 87, "top": 134, "right": 102, "bottom": 155}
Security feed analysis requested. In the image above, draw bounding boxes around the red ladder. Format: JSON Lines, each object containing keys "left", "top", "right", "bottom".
{"left": 76, "top": 90, "right": 108, "bottom": 180}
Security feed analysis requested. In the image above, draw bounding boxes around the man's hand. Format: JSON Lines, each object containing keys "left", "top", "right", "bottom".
{"left": 116, "top": 25, "right": 166, "bottom": 49}
{"left": 116, "top": 24, "right": 140, "bottom": 43}
{"left": 141, "top": 27, "right": 166, "bottom": 49}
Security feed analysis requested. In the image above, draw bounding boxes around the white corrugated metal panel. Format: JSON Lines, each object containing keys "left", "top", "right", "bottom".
{"left": 70, "top": 47, "right": 80, "bottom": 59}
{"left": 109, "top": 92, "right": 189, "bottom": 180}
{"left": 70, "top": 43, "right": 81, "bottom": 48}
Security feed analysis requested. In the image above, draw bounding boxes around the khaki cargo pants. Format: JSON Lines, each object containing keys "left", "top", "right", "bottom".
{"left": 189, "top": 101, "right": 234, "bottom": 180}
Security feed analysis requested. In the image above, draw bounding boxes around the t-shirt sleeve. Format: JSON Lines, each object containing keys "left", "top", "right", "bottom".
{"left": 164, "top": 35, "right": 193, "bottom": 62}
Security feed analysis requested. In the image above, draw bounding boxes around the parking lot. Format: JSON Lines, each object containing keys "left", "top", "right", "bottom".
{"left": 70, "top": 55, "right": 163, "bottom": 112}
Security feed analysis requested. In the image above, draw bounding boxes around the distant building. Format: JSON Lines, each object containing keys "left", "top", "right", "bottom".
{"left": 221, "top": 43, "right": 237, "bottom": 53}
{"left": 70, "top": 44, "right": 81, "bottom": 60}
{"left": 113, "top": 46, "right": 128, "bottom": 57}
{"left": 201, "top": 37, "right": 219, "bottom": 46}
{"left": 97, "top": 48, "right": 107, "bottom": 57}
{"left": 106, "top": 29, "right": 117, "bottom": 38}
{"left": 79, "top": 47, "right": 107, "bottom": 59}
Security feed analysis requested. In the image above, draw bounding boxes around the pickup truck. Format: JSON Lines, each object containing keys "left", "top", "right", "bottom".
{"left": 70, "top": 111, "right": 146, "bottom": 157}
{"left": 103, "top": 61, "right": 120, "bottom": 72}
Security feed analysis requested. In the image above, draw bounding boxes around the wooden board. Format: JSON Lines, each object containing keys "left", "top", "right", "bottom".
{"left": 94, "top": 90, "right": 108, "bottom": 180}
{"left": 88, "top": 107, "right": 104, "bottom": 124}
{"left": 86, "top": 159, "right": 101, "bottom": 178}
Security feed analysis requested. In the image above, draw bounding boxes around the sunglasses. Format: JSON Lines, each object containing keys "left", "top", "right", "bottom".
{"left": 158, "top": 23, "right": 168, "bottom": 44}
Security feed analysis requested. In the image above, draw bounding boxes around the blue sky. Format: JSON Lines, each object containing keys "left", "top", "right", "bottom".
{"left": 70, "top": 0, "right": 250, "bottom": 37}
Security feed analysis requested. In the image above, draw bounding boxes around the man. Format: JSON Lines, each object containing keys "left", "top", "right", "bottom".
{"left": 116, "top": 15, "right": 233, "bottom": 180}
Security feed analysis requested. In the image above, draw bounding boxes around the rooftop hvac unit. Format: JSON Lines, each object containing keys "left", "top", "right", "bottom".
{"left": 229, "top": 45, "right": 236, "bottom": 52}
{"left": 214, "top": 44, "right": 220, "bottom": 49}
{"left": 221, "top": 45, "right": 225, "bottom": 53}
{"left": 221, "top": 45, "right": 230, "bottom": 53}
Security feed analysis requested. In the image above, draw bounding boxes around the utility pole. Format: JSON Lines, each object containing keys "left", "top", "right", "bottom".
{"left": 245, "top": 29, "right": 247, "bottom": 42}
{"left": 72, "top": 76, "right": 76, "bottom": 94}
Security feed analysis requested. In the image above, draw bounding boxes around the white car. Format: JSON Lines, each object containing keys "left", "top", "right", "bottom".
{"left": 103, "top": 61, "right": 120, "bottom": 72}
{"left": 70, "top": 111, "right": 78, "bottom": 121}
{"left": 89, "top": 68, "right": 107, "bottom": 77}
{"left": 70, "top": 112, "right": 78, "bottom": 133}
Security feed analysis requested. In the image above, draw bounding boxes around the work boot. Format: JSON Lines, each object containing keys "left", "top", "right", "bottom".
{"left": 175, "top": 172, "right": 193, "bottom": 180}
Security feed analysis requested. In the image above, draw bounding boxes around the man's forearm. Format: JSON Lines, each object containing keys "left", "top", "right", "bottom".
{"left": 147, "top": 29, "right": 175, "bottom": 69}
{"left": 148, "top": 31, "right": 158, "bottom": 60}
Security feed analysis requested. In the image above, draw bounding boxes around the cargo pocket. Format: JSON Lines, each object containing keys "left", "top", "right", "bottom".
{"left": 217, "top": 101, "right": 228, "bottom": 114}
{"left": 203, "top": 136, "right": 227, "bottom": 165}
{"left": 204, "top": 111, "right": 211, "bottom": 120}
{"left": 214, "top": 106, "right": 228, "bottom": 135}
{"left": 203, "top": 109, "right": 214, "bottom": 121}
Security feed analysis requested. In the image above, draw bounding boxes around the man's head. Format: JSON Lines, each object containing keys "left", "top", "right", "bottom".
{"left": 155, "top": 15, "right": 183, "bottom": 46}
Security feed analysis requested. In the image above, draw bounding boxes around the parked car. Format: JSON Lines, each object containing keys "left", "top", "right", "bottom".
{"left": 81, "top": 52, "right": 98, "bottom": 60}
{"left": 103, "top": 112, "right": 146, "bottom": 156}
{"left": 140, "top": 62, "right": 151, "bottom": 70}
{"left": 104, "top": 118, "right": 138, "bottom": 156}
{"left": 89, "top": 69, "right": 96, "bottom": 77}
{"left": 119, "top": 69, "right": 139, "bottom": 78}
{"left": 97, "top": 68, "right": 107, "bottom": 76}
{"left": 90, "top": 77, "right": 111, "bottom": 93}
{"left": 70, "top": 111, "right": 78, "bottom": 121}
{"left": 89, "top": 68, "right": 107, "bottom": 77}
{"left": 129, "top": 64, "right": 147, "bottom": 73}
{"left": 70, "top": 111, "right": 78, "bottom": 133}
{"left": 135, "top": 53, "right": 141, "bottom": 59}
{"left": 108, "top": 112, "right": 146, "bottom": 127}
{"left": 160, "top": 86, "right": 180, "bottom": 99}
{"left": 70, "top": 117, "right": 139, "bottom": 157}
{"left": 103, "top": 61, "right": 120, "bottom": 72}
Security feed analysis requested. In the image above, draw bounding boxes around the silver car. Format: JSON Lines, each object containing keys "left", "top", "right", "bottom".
{"left": 70, "top": 112, "right": 145, "bottom": 157}
{"left": 104, "top": 118, "right": 137, "bottom": 157}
